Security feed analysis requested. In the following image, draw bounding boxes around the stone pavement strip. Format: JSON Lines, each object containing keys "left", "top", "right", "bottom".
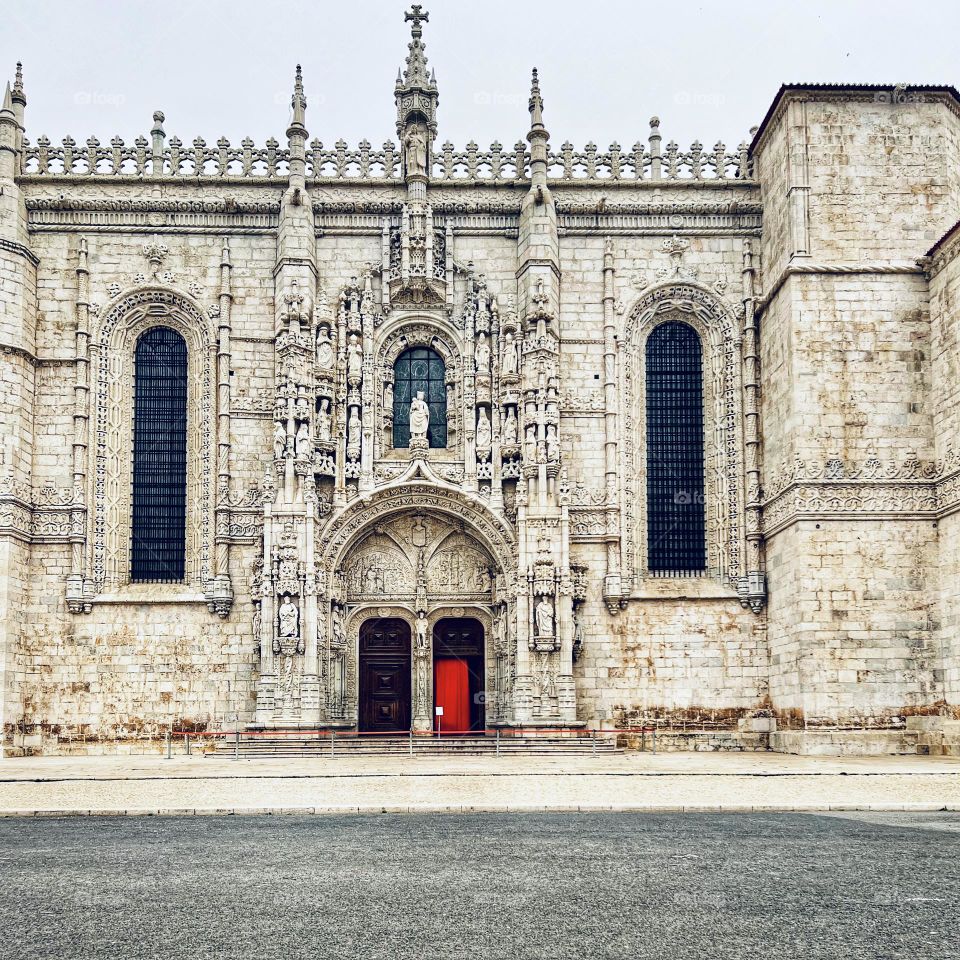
{"left": 1, "top": 752, "right": 958, "bottom": 816}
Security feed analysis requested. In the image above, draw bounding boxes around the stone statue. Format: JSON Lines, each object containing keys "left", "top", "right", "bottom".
{"left": 546, "top": 423, "right": 559, "bottom": 462}
{"left": 404, "top": 125, "right": 428, "bottom": 177}
{"left": 295, "top": 421, "right": 311, "bottom": 459}
{"left": 475, "top": 331, "right": 490, "bottom": 372}
{"left": 475, "top": 407, "right": 492, "bottom": 454}
{"left": 503, "top": 407, "right": 518, "bottom": 445}
{"left": 502, "top": 331, "right": 518, "bottom": 376}
{"left": 415, "top": 613, "right": 429, "bottom": 653}
{"left": 278, "top": 593, "right": 299, "bottom": 638}
{"left": 273, "top": 421, "right": 287, "bottom": 460}
{"left": 332, "top": 605, "right": 346, "bottom": 647}
{"left": 524, "top": 425, "right": 537, "bottom": 462}
{"left": 347, "top": 334, "right": 363, "bottom": 381}
{"left": 347, "top": 407, "right": 362, "bottom": 458}
{"left": 384, "top": 381, "right": 394, "bottom": 410}
{"left": 409, "top": 391, "right": 430, "bottom": 441}
{"left": 316, "top": 398, "right": 331, "bottom": 442}
{"left": 316, "top": 325, "right": 335, "bottom": 369}
{"left": 535, "top": 597, "right": 554, "bottom": 638}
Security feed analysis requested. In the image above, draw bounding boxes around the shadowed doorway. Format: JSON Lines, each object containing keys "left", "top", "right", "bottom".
{"left": 358, "top": 618, "right": 411, "bottom": 732}
{"left": 433, "top": 617, "right": 485, "bottom": 733}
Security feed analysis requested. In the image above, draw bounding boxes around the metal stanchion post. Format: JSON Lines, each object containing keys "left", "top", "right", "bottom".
{"left": 496, "top": 728, "right": 500, "bottom": 757}
{"left": 330, "top": 731, "right": 335, "bottom": 758}
{"left": 652, "top": 726, "right": 657, "bottom": 755}
{"left": 185, "top": 734, "right": 190, "bottom": 757}
{"left": 165, "top": 729, "right": 171, "bottom": 760}
{"left": 409, "top": 729, "right": 413, "bottom": 756}
{"left": 592, "top": 730, "right": 597, "bottom": 756}
{"left": 234, "top": 727, "right": 239, "bottom": 760}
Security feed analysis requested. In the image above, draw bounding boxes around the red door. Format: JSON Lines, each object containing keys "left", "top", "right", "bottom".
{"left": 434, "top": 658, "right": 471, "bottom": 733}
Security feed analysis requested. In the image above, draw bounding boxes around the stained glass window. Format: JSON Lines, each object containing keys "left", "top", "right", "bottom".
{"left": 393, "top": 347, "right": 447, "bottom": 448}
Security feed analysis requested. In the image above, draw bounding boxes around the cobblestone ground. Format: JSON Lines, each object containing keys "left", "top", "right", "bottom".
{"left": 1, "top": 812, "right": 958, "bottom": 960}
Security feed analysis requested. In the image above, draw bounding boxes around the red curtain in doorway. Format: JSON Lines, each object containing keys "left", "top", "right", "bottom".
{"left": 434, "top": 658, "right": 471, "bottom": 733}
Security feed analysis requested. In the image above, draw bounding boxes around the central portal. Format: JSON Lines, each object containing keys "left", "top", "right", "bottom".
{"left": 358, "top": 617, "right": 411, "bottom": 732}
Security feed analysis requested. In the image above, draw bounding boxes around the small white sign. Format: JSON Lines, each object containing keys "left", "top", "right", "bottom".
{"left": 435, "top": 706, "right": 444, "bottom": 716}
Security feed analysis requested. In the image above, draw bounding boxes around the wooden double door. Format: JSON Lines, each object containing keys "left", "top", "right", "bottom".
{"left": 357, "top": 616, "right": 486, "bottom": 734}
{"left": 358, "top": 618, "right": 411, "bottom": 733}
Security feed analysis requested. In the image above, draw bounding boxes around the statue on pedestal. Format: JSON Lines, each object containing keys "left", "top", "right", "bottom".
{"left": 410, "top": 391, "right": 430, "bottom": 445}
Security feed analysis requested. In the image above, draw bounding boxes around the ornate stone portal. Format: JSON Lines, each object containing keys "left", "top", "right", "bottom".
{"left": 247, "top": 12, "right": 580, "bottom": 729}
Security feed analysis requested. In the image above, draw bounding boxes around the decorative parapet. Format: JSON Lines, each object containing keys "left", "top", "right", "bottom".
{"left": 20, "top": 121, "right": 753, "bottom": 184}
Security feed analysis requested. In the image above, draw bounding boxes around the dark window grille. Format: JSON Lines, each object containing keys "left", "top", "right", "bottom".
{"left": 392, "top": 346, "right": 447, "bottom": 448}
{"left": 645, "top": 321, "right": 706, "bottom": 572}
{"left": 131, "top": 326, "right": 187, "bottom": 582}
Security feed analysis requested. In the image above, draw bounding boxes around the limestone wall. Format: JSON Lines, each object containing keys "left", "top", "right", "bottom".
{"left": 755, "top": 89, "right": 955, "bottom": 725}
{"left": 928, "top": 227, "right": 960, "bottom": 704}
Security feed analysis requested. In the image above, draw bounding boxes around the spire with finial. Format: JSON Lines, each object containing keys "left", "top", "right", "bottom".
{"left": 0, "top": 82, "right": 13, "bottom": 120}
{"left": 525, "top": 68, "right": 550, "bottom": 188}
{"left": 529, "top": 68, "right": 544, "bottom": 131}
{"left": 288, "top": 64, "right": 307, "bottom": 137}
{"left": 12, "top": 62, "right": 24, "bottom": 106}
{"left": 395, "top": 6, "right": 438, "bottom": 144}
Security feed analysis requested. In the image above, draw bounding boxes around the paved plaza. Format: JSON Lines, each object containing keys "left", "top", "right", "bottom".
{"left": 2, "top": 811, "right": 958, "bottom": 959}
{"left": 1, "top": 753, "right": 959, "bottom": 816}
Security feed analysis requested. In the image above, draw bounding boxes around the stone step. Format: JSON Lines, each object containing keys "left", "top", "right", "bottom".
{"left": 210, "top": 734, "right": 620, "bottom": 757}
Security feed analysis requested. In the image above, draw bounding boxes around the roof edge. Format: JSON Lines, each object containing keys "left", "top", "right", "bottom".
{"left": 750, "top": 83, "right": 960, "bottom": 154}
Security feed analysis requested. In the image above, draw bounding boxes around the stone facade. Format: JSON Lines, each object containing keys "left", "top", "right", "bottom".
{"left": 2, "top": 15, "right": 959, "bottom": 754}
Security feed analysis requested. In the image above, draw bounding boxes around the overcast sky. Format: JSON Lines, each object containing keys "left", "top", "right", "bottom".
{"left": 3, "top": 0, "right": 959, "bottom": 152}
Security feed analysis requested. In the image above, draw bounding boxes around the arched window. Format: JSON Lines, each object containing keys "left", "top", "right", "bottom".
{"left": 131, "top": 327, "right": 188, "bottom": 582}
{"left": 392, "top": 346, "right": 447, "bottom": 448}
{"left": 645, "top": 321, "right": 706, "bottom": 572}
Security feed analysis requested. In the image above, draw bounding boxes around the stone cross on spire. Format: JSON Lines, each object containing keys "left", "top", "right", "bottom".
{"left": 405, "top": 4, "right": 428, "bottom": 34}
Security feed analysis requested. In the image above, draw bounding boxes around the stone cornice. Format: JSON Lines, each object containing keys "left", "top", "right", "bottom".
{"left": 756, "top": 260, "right": 927, "bottom": 314}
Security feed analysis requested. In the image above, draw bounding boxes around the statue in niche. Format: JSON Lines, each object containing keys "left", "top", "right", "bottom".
{"left": 347, "top": 334, "right": 363, "bottom": 381}
{"left": 535, "top": 597, "right": 554, "bottom": 638}
{"left": 316, "top": 398, "right": 332, "bottom": 442}
{"left": 475, "top": 408, "right": 492, "bottom": 455}
{"left": 332, "top": 605, "right": 346, "bottom": 648}
{"left": 503, "top": 408, "right": 519, "bottom": 445}
{"left": 475, "top": 331, "right": 490, "bottom": 372}
{"left": 316, "top": 324, "right": 335, "bottom": 369}
{"left": 278, "top": 593, "right": 299, "bottom": 639}
{"left": 546, "top": 424, "right": 559, "bottom": 462}
{"left": 347, "top": 407, "right": 362, "bottom": 459}
{"left": 295, "top": 421, "right": 311, "bottom": 459}
{"left": 524, "top": 425, "right": 537, "bottom": 462}
{"left": 384, "top": 381, "right": 394, "bottom": 410}
{"left": 573, "top": 608, "right": 584, "bottom": 662}
{"left": 409, "top": 391, "right": 430, "bottom": 441}
{"left": 404, "top": 124, "right": 428, "bottom": 177}
{"left": 273, "top": 421, "right": 287, "bottom": 460}
{"left": 415, "top": 613, "right": 429, "bottom": 653}
{"left": 502, "top": 331, "right": 519, "bottom": 376}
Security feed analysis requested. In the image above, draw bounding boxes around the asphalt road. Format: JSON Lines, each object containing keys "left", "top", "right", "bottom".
{"left": 1, "top": 812, "right": 958, "bottom": 960}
